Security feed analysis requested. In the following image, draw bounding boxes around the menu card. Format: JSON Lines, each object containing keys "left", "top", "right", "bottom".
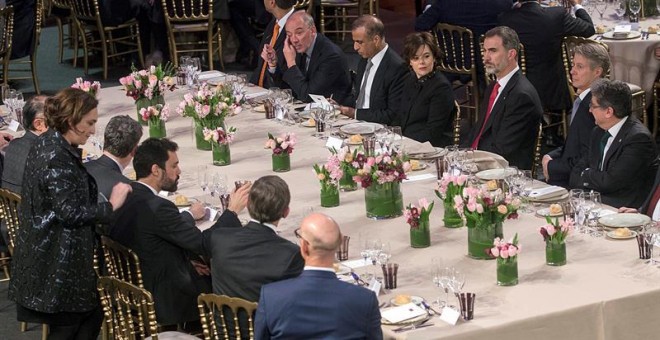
{"left": 381, "top": 303, "right": 426, "bottom": 323}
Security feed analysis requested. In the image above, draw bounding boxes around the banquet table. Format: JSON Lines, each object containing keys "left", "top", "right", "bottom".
{"left": 87, "top": 81, "right": 660, "bottom": 340}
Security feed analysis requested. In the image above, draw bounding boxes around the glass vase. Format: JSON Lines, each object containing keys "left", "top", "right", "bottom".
{"left": 339, "top": 172, "right": 357, "bottom": 192}
{"left": 467, "top": 220, "right": 501, "bottom": 260}
{"left": 443, "top": 200, "right": 463, "bottom": 228}
{"left": 364, "top": 181, "right": 403, "bottom": 219}
{"left": 272, "top": 153, "right": 290, "bottom": 172}
{"left": 194, "top": 120, "right": 212, "bottom": 151}
{"left": 135, "top": 95, "right": 164, "bottom": 126}
{"left": 320, "top": 185, "right": 340, "bottom": 208}
{"left": 497, "top": 256, "right": 518, "bottom": 286}
{"left": 148, "top": 119, "right": 166, "bottom": 138}
{"left": 410, "top": 215, "right": 431, "bottom": 248}
{"left": 212, "top": 143, "right": 231, "bottom": 166}
{"left": 545, "top": 241, "right": 567, "bottom": 266}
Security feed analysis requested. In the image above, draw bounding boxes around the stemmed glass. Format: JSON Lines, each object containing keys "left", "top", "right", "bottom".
{"left": 594, "top": 0, "right": 608, "bottom": 20}
{"left": 579, "top": 192, "right": 596, "bottom": 234}
{"left": 587, "top": 191, "right": 603, "bottom": 237}
{"left": 642, "top": 223, "right": 660, "bottom": 264}
{"left": 615, "top": 0, "right": 627, "bottom": 20}
{"left": 431, "top": 259, "right": 444, "bottom": 307}
{"left": 378, "top": 242, "right": 391, "bottom": 265}
{"left": 438, "top": 267, "right": 453, "bottom": 308}
{"left": 197, "top": 165, "right": 209, "bottom": 204}
{"left": 310, "top": 108, "right": 327, "bottom": 138}
{"left": 629, "top": 0, "right": 641, "bottom": 22}
{"left": 368, "top": 239, "right": 383, "bottom": 278}
{"left": 448, "top": 270, "right": 465, "bottom": 309}
{"left": 569, "top": 189, "right": 584, "bottom": 230}
{"left": 389, "top": 126, "right": 403, "bottom": 154}
{"left": 519, "top": 170, "right": 534, "bottom": 213}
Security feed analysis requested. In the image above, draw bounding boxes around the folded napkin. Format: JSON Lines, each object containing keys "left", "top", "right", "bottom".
{"left": 613, "top": 25, "right": 632, "bottom": 37}
{"left": 469, "top": 150, "right": 509, "bottom": 171}
{"left": 405, "top": 141, "right": 436, "bottom": 155}
{"left": 381, "top": 303, "right": 427, "bottom": 323}
{"left": 198, "top": 71, "right": 224, "bottom": 80}
{"left": 403, "top": 174, "right": 436, "bottom": 183}
{"left": 245, "top": 90, "right": 270, "bottom": 100}
{"left": 529, "top": 186, "right": 567, "bottom": 200}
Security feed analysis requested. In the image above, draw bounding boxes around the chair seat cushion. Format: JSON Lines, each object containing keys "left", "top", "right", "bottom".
{"left": 145, "top": 331, "right": 200, "bottom": 339}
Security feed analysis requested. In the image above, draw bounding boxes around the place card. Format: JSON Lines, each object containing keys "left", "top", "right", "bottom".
{"left": 614, "top": 24, "right": 632, "bottom": 33}
{"left": 439, "top": 306, "right": 461, "bottom": 325}
{"left": 309, "top": 94, "right": 331, "bottom": 109}
{"left": 369, "top": 278, "right": 382, "bottom": 296}
{"left": 245, "top": 90, "right": 270, "bottom": 99}
{"left": 325, "top": 136, "right": 343, "bottom": 150}
{"left": 381, "top": 303, "right": 426, "bottom": 323}
{"left": 7, "top": 119, "right": 19, "bottom": 132}
{"left": 341, "top": 258, "right": 370, "bottom": 269}
{"left": 403, "top": 174, "right": 436, "bottom": 183}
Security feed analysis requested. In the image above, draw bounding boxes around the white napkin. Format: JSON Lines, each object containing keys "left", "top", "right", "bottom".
{"left": 198, "top": 71, "right": 224, "bottom": 80}
{"left": 403, "top": 174, "right": 436, "bottom": 183}
{"left": 245, "top": 90, "right": 270, "bottom": 100}
{"left": 405, "top": 141, "right": 436, "bottom": 155}
{"left": 381, "top": 303, "right": 427, "bottom": 323}
{"left": 529, "top": 186, "right": 567, "bottom": 199}
{"left": 341, "top": 259, "right": 370, "bottom": 269}
{"left": 614, "top": 25, "right": 632, "bottom": 33}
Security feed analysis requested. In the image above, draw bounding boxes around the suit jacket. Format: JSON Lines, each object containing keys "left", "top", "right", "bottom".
{"left": 275, "top": 33, "right": 352, "bottom": 106}
{"left": 398, "top": 70, "right": 456, "bottom": 147}
{"left": 354, "top": 46, "right": 407, "bottom": 124}
{"left": 204, "top": 221, "right": 304, "bottom": 303}
{"left": 465, "top": 70, "right": 543, "bottom": 169}
{"left": 249, "top": 16, "right": 289, "bottom": 89}
{"left": 498, "top": 1, "right": 595, "bottom": 111}
{"left": 1, "top": 130, "right": 38, "bottom": 194}
{"left": 254, "top": 270, "right": 383, "bottom": 340}
{"left": 84, "top": 154, "right": 129, "bottom": 199}
{"left": 110, "top": 182, "right": 242, "bottom": 325}
{"left": 415, "top": 0, "right": 512, "bottom": 37}
{"left": 547, "top": 92, "right": 595, "bottom": 187}
{"left": 569, "top": 117, "right": 659, "bottom": 208}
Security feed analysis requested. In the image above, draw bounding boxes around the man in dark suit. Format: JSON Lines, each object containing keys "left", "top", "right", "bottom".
{"left": 620, "top": 167, "right": 660, "bottom": 219}
{"left": 337, "top": 15, "right": 407, "bottom": 124}
{"left": 465, "top": 26, "right": 542, "bottom": 170}
{"left": 570, "top": 79, "right": 658, "bottom": 208}
{"left": 85, "top": 115, "right": 142, "bottom": 200}
{"left": 542, "top": 43, "right": 609, "bottom": 188}
{"left": 2, "top": 96, "right": 47, "bottom": 194}
{"left": 269, "top": 10, "right": 352, "bottom": 105}
{"left": 204, "top": 175, "right": 304, "bottom": 303}
{"left": 255, "top": 213, "right": 382, "bottom": 340}
{"left": 249, "top": 0, "right": 297, "bottom": 88}
{"left": 498, "top": 0, "right": 595, "bottom": 113}
{"left": 111, "top": 138, "right": 250, "bottom": 326}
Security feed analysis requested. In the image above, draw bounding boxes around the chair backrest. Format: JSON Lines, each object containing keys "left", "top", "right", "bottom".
{"left": 0, "top": 6, "right": 14, "bottom": 60}
{"left": 453, "top": 100, "right": 461, "bottom": 146}
{"left": 32, "top": 0, "right": 45, "bottom": 54}
{"left": 98, "top": 276, "right": 160, "bottom": 340}
{"left": 561, "top": 36, "right": 609, "bottom": 102}
{"left": 0, "top": 188, "right": 20, "bottom": 254}
{"left": 479, "top": 34, "right": 527, "bottom": 85}
{"left": 197, "top": 293, "right": 258, "bottom": 340}
{"left": 531, "top": 122, "right": 543, "bottom": 178}
{"left": 295, "top": 0, "right": 314, "bottom": 14}
{"left": 433, "top": 23, "right": 476, "bottom": 77}
{"left": 68, "top": 0, "right": 102, "bottom": 22}
{"left": 161, "top": 0, "right": 212, "bottom": 23}
{"left": 100, "top": 235, "right": 144, "bottom": 288}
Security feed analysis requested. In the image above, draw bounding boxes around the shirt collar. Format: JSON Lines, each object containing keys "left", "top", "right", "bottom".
{"left": 607, "top": 115, "right": 628, "bottom": 140}
{"left": 277, "top": 8, "right": 294, "bottom": 32}
{"left": 496, "top": 65, "right": 520, "bottom": 90}
{"left": 136, "top": 181, "right": 158, "bottom": 195}
{"left": 578, "top": 88, "right": 591, "bottom": 101}
{"left": 249, "top": 218, "right": 278, "bottom": 233}
{"left": 304, "top": 266, "right": 335, "bottom": 273}
{"left": 369, "top": 44, "right": 389, "bottom": 70}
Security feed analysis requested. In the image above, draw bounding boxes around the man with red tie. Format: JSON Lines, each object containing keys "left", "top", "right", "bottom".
{"left": 464, "top": 26, "right": 542, "bottom": 170}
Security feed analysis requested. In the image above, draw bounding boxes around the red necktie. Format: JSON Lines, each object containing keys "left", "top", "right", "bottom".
{"left": 646, "top": 185, "right": 660, "bottom": 217}
{"left": 471, "top": 82, "right": 500, "bottom": 149}
{"left": 258, "top": 22, "right": 280, "bottom": 87}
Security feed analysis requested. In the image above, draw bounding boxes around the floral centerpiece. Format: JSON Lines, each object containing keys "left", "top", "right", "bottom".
{"left": 265, "top": 132, "right": 296, "bottom": 172}
{"left": 351, "top": 151, "right": 410, "bottom": 219}
{"left": 203, "top": 126, "right": 236, "bottom": 166}
{"left": 313, "top": 153, "right": 343, "bottom": 208}
{"left": 119, "top": 63, "right": 176, "bottom": 125}
{"left": 540, "top": 216, "right": 574, "bottom": 266}
{"left": 139, "top": 104, "right": 170, "bottom": 138}
{"left": 487, "top": 234, "right": 520, "bottom": 286}
{"left": 404, "top": 198, "right": 434, "bottom": 248}
{"left": 454, "top": 185, "right": 520, "bottom": 259}
{"left": 435, "top": 172, "right": 468, "bottom": 228}
{"left": 71, "top": 77, "right": 101, "bottom": 97}
{"left": 178, "top": 83, "right": 239, "bottom": 150}
{"left": 333, "top": 146, "right": 358, "bottom": 191}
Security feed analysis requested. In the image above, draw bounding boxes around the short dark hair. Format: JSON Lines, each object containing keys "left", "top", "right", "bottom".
{"left": 44, "top": 88, "right": 99, "bottom": 134}
{"left": 133, "top": 138, "right": 178, "bottom": 180}
{"left": 402, "top": 32, "right": 442, "bottom": 67}
{"left": 352, "top": 15, "right": 385, "bottom": 39}
{"left": 248, "top": 175, "right": 290, "bottom": 223}
{"left": 104, "top": 115, "right": 143, "bottom": 158}
{"left": 275, "top": 0, "right": 297, "bottom": 9}
{"left": 484, "top": 26, "right": 520, "bottom": 54}
{"left": 591, "top": 79, "right": 632, "bottom": 119}
{"left": 22, "top": 95, "right": 47, "bottom": 131}
{"left": 573, "top": 43, "right": 610, "bottom": 78}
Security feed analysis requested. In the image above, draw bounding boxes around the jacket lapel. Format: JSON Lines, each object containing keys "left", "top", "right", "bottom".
{"left": 482, "top": 71, "right": 519, "bottom": 133}
{"left": 603, "top": 118, "right": 633, "bottom": 168}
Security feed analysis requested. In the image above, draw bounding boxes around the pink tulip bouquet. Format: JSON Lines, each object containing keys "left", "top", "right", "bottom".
{"left": 454, "top": 184, "right": 521, "bottom": 227}
{"left": 435, "top": 172, "right": 468, "bottom": 203}
{"left": 265, "top": 132, "right": 297, "bottom": 155}
{"left": 487, "top": 234, "right": 521, "bottom": 260}
{"left": 540, "top": 217, "right": 575, "bottom": 244}
{"left": 71, "top": 77, "right": 101, "bottom": 97}
{"left": 178, "top": 83, "right": 239, "bottom": 129}
{"left": 203, "top": 126, "right": 236, "bottom": 146}
{"left": 119, "top": 63, "right": 176, "bottom": 101}
{"left": 139, "top": 104, "right": 170, "bottom": 124}
{"left": 350, "top": 151, "right": 410, "bottom": 189}
{"left": 404, "top": 198, "right": 434, "bottom": 230}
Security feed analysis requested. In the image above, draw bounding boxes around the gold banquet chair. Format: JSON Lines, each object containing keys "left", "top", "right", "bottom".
{"left": 452, "top": 100, "right": 461, "bottom": 146}
{"left": 478, "top": 35, "right": 527, "bottom": 84}
{"left": 197, "top": 293, "right": 258, "bottom": 340}
{"left": 69, "top": 0, "right": 144, "bottom": 79}
{"left": 433, "top": 23, "right": 479, "bottom": 124}
{"left": 0, "top": 6, "right": 14, "bottom": 88}
{"left": 100, "top": 235, "right": 144, "bottom": 288}
{"left": 4, "top": 0, "right": 44, "bottom": 94}
{"left": 45, "top": 0, "right": 77, "bottom": 64}
{"left": 98, "top": 276, "right": 198, "bottom": 340}
{"left": 161, "top": 0, "right": 224, "bottom": 70}
{"left": 319, "top": 0, "right": 377, "bottom": 41}
{"left": 532, "top": 122, "right": 543, "bottom": 179}
{"left": 562, "top": 36, "right": 647, "bottom": 127}
{"left": 294, "top": 0, "right": 315, "bottom": 14}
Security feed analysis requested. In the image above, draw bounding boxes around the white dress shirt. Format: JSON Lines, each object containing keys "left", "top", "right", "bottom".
{"left": 601, "top": 116, "right": 628, "bottom": 170}
{"left": 357, "top": 44, "right": 389, "bottom": 110}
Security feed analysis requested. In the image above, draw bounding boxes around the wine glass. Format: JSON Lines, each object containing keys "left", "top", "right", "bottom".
{"left": 629, "top": 0, "right": 641, "bottom": 22}
{"left": 389, "top": 126, "right": 403, "bottom": 155}
{"left": 378, "top": 242, "right": 391, "bottom": 265}
{"left": 190, "top": 57, "right": 202, "bottom": 87}
{"left": 310, "top": 108, "right": 327, "bottom": 138}
{"left": 431, "top": 258, "right": 444, "bottom": 306}
{"left": 594, "top": 0, "right": 608, "bottom": 20}
{"left": 615, "top": 0, "right": 627, "bottom": 20}
{"left": 569, "top": 189, "right": 584, "bottom": 231}
{"left": 197, "top": 165, "right": 208, "bottom": 203}
{"left": 587, "top": 191, "right": 603, "bottom": 237}
{"left": 439, "top": 267, "right": 453, "bottom": 308}
{"left": 642, "top": 222, "right": 659, "bottom": 264}
{"left": 579, "top": 192, "right": 596, "bottom": 234}
{"left": 449, "top": 270, "right": 466, "bottom": 309}
{"left": 520, "top": 170, "right": 534, "bottom": 213}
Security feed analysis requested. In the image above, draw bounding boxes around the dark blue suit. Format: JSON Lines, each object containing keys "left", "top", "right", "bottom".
{"left": 255, "top": 270, "right": 383, "bottom": 340}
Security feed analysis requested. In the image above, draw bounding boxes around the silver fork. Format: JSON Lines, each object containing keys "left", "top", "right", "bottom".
{"left": 392, "top": 318, "right": 431, "bottom": 332}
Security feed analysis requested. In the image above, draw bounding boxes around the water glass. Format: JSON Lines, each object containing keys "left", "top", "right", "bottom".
{"left": 629, "top": 0, "right": 641, "bottom": 22}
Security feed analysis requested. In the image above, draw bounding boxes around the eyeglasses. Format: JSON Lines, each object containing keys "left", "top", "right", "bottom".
{"left": 589, "top": 103, "right": 604, "bottom": 110}
{"left": 294, "top": 228, "right": 309, "bottom": 243}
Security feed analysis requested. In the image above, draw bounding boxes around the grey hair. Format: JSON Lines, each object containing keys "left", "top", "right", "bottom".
{"left": 104, "top": 115, "right": 143, "bottom": 158}
{"left": 573, "top": 43, "right": 610, "bottom": 78}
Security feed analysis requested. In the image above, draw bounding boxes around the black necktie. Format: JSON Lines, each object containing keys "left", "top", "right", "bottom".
{"left": 598, "top": 131, "right": 611, "bottom": 170}
{"left": 299, "top": 53, "right": 308, "bottom": 74}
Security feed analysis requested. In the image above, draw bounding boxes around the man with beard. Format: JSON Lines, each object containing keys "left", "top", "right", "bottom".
{"left": 110, "top": 138, "right": 251, "bottom": 327}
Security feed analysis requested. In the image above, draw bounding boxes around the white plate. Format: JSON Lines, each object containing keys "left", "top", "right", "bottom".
{"left": 599, "top": 213, "right": 651, "bottom": 228}
{"left": 606, "top": 230, "right": 638, "bottom": 240}
{"left": 301, "top": 121, "right": 316, "bottom": 128}
{"left": 602, "top": 31, "right": 642, "bottom": 40}
{"left": 389, "top": 295, "right": 424, "bottom": 307}
{"left": 253, "top": 105, "right": 266, "bottom": 113}
{"left": 408, "top": 147, "right": 447, "bottom": 160}
{"left": 340, "top": 122, "right": 383, "bottom": 135}
{"left": 475, "top": 168, "right": 518, "bottom": 181}
{"left": 528, "top": 192, "right": 569, "bottom": 203}
{"left": 536, "top": 207, "right": 563, "bottom": 217}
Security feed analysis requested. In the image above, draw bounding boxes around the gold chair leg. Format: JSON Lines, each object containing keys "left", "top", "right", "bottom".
{"left": 31, "top": 54, "right": 40, "bottom": 95}
{"left": 41, "top": 324, "right": 48, "bottom": 340}
{"left": 20, "top": 322, "right": 27, "bottom": 332}
{"left": 56, "top": 18, "right": 64, "bottom": 63}
{"left": 101, "top": 32, "right": 109, "bottom": 80}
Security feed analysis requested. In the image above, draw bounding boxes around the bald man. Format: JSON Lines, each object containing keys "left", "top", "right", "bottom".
{"left": 255, "top": 213, "right": 383, "bottom": 339}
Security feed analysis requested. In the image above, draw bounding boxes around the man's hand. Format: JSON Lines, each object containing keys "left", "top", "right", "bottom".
{"left": 542, "top": 155, "right": 552, "bottom": 182}
{"left": 0, "top": 131, "right": 13, "bottom": 149}
{"left": 283, "top": 37, "right": 297, "bottom": 68}
{"left": 191, "top": 260, "right": 211, "bottom": 276}
{"left": 189, "top": 202, "right": 206, "bottom": 220}
{"left": 260, "top": 44, "right": 277, "bottom": 68}
{"left": 571, "top": 0, "right": 582, "bottom": 6}
{"left": 109, "top": 183, "right": 133, "bottom": 211}
{"left": 338, "top": 105, "right": 355, "bottom": 119}
{"left": 228, "top": 182, "right": 251, "bottom": 214}
{"left": 618, "top": 207, "right": 639, "bottom": 213}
